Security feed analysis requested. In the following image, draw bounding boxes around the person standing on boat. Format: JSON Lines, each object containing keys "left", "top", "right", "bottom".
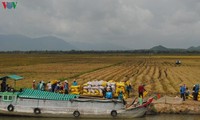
{"left": 126, "top": 84, "right": 132, "bottom": 98}
{"left": 118, "top": 90, "right": 123, "bottom": 100}
{"left": 37, "top": 81, "right": 41, "bottom": 90}
{"left": 6, "top": 84, "right": 11, "bottom": 92}
{"left": 47, "top": 81, "right": 52, "bottom": 92}
{"left": 51, "top": 81, "right": 57, "bottom": 92}
{"left": 40, "top": 80, "right": 45, "bottom": 91}
{"left": 64, "top": 80, "right": 69, "bottom": 94}
{"left": 1, "top": 79, "right": 6, "bottom": 92}
{"left": 138, "top": 84, "right": 146, "bottom": 98}
{"left": 72, "top": 79, "right": 78, "bottom": 86}
{"left": 106, "top": 87, "right": 112, "bottom": 99}
{"left": 32, "top": 80, "right": 36, "bottom": 90}
{"left": 1, "top": 81, "right": 6, "bottom": 92}
{"left": 54, "top": 81, "right": 61, "bottom": 93}
{"left": 102, "top": 86, "right": 107, "bottom": 98}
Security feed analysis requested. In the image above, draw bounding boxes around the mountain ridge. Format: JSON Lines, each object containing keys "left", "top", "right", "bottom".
{"left": 0, "top": 34, "right": 199, "bottom": 51}
{"left": 150, "top": 45, "right": 200, "bottom": 51}
{"left": 0, "top": 34, "right": 75, "bottom": 51}
{"left": 0, "top": 34, "right": 126, "bottom": 51}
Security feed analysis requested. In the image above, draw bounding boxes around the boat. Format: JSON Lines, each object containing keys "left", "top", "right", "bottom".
{"left": 0, "top": 88, "right": 153, "bottom": 118}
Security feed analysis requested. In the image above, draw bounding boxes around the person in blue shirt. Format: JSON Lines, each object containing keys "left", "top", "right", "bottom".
{"left": 126, "top": 84, "right": 132, "bottom": 98}
{"left": 194, "top": 84, "right": 199, "bottom": 101}
{"left": 106, "top": 87, "right": 112, "bottom": 99}
{"left": 118, "top": 91, "right": 123, "bottom": 100}
{"left": 180, "top": 85, "right": 186, "bottom": 101}
{"left": 72, "top": 79, "right": 78, "bottom": 86}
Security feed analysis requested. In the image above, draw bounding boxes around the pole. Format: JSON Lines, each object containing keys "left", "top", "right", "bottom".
{"left": 14, "top": 80, "right": 16, "bottom": 90}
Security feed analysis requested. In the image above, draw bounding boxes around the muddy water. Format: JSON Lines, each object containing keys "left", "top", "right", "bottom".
{"left": 1, "top": 114, "right": 200, "bottom": 120}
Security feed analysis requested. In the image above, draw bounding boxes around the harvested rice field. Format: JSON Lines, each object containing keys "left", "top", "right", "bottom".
{"left": 0, "top": 53, "right": 200, "bottom": 96}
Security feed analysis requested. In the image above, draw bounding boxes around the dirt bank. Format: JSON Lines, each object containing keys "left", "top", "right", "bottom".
{"left": 149, "top": 96, "right": 200, "bottom": 114}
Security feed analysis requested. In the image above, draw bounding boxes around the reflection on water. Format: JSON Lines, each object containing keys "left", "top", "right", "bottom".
{"left": 1, "top": 114, "right": 200, "bottom": 120}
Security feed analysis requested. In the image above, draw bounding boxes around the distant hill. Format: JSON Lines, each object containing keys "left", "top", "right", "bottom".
{"left": 0, "top": 34, "right": 199, "bottom": 52}
{"left": 150, "top": 45, "right": 169, "bottom": 51}
{"left": 0, "top": 34, "right": 127, "bottom": 51}
{"left": 188, "top": 46, "right": 200, "bottom": 51}
{"left": 150, "top": 45, "right": 200, "bottom": 52}
{"left": 149, "top": 45, "right": 200, "bottom": 52}
{"left": 0, "top": 34, "right": 75, "bottom": 51}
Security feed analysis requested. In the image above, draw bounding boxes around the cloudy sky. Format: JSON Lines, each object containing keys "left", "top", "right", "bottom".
{"left": 0, "top": 0, "right": 200, "bottom": 49}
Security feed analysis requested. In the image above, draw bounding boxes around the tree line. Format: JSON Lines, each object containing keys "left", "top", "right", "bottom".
{"left": 0, "top": 50, "right": 199, "bottom": 54}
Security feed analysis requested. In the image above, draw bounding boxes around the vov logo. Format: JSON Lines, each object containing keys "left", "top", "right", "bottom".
{"left": 2, "top": 2, "right": 17, "bottom": 9}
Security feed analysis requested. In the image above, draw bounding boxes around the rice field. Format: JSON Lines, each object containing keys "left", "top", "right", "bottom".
{"left": 0, "top": 53, "right": 200, "bottom": 96}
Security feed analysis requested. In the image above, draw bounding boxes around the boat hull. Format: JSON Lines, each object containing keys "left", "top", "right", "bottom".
{"left": 0, "top": 109, "right": 147, "bottom": 119}
{"left": 0, "top": 97, "right": 149, "bottom": 118}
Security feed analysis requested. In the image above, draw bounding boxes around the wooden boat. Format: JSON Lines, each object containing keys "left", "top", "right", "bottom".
{"left": 0, "top": 89, "right": 153, "bottom": 118}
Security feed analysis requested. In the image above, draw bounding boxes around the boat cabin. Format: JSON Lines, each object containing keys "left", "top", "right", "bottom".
{"left": 0, "top": 92, "right": 18, "bottom": 102}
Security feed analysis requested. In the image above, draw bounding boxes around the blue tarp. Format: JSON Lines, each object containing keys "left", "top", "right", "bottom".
{"left": 0, "top": 75, "right": 23, "bottom": 81}
{"left": 8, "top": 75, "right": 23, "bottom": 80}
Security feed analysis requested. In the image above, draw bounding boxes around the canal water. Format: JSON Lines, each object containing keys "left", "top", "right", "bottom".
{"left": 1, "top": 114, "right": 200, "bottom": 120}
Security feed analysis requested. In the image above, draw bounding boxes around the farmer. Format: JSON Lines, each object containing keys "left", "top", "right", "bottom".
{"left": 180, "top": 85, "right": 186, "bottom": 101}
{"left": 32, "top": 80, "right": 36, "bottom": 90}
{"left": 185, "top": 87, "right": 190, "bottom": 99}
{"left": 37, "top": 81, "right": 41, "bottom": 90}
{"left": 194, "top": 84, "right": 199, "bottom": 101}
{"left": 46, "top": 81, "right": 52, "bottom": 92}
{"left": 126, "top": 84, "right": 132, "bottom": 98}
{"left": 106, "top": 87, "right": 112, "bottom": 99}
{"left": 138, "top": 84, "right": 146, "bottom": 98}
{"left": 102, "top": 86, "right": 107, "bottom": 98}
{"left": 72, "top": 79, "right": 78, "bottom": 86}
{"left": 118, "top": 90, "right": 123, "bottom": 100}
{"left": 1, "top": 81, "right": 6, "bottom": 92}
{"left": 64, "top": 80, "right": 69, "bottom": 94}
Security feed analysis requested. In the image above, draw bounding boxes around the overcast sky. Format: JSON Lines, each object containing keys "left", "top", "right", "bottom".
{"left": 0, "top": 0, "right": 200, "bottom": 49}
